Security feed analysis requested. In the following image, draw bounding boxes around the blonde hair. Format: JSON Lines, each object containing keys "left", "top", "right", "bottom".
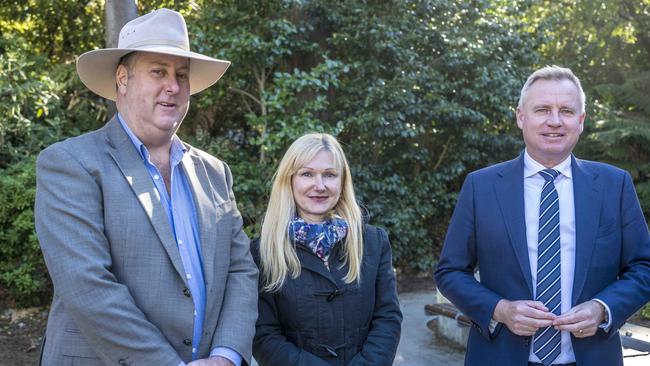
{"left": 260, "top": 133, "right": 364, "bottom": 292}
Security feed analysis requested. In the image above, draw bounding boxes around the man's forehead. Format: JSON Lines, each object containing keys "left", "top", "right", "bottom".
{"left": 527, "top": 79, "right": 580, "bottom": 104}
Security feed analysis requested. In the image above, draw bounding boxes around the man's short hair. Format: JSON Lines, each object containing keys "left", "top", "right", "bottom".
{"left": 518, "top": 65, "right": 586, "bottom": 113}
{"left": 117, "top": 52, "right": 138, "bottom": 73}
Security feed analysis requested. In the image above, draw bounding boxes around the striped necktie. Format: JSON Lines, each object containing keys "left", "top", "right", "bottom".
{"left": 533, "top": 168, "right": 562, "bottom": 366}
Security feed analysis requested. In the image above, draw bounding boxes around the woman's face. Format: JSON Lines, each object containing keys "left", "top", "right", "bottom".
{"left": 292, "top": 150, "right": 342, "bottom": 223}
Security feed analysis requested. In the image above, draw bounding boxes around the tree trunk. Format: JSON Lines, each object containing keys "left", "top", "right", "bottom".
{"left": 104, "top": 0, "right": 137, "bottom": 48}
{"left": 104, "top": 0, "right": 137, "bottom": 114}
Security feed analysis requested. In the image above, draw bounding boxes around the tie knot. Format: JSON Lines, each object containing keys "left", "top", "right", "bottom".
{"left": 540, "top": 169, "right": 560, "bottom": 182}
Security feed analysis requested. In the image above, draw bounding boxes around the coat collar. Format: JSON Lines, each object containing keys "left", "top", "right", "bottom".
{"left": 295, "top": 243, "right": 340, "bottom": 288}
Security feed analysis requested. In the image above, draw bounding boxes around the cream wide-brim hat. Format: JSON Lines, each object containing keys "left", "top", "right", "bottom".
{"left": 76, "top": 8, "right": 230, "bottom": 101}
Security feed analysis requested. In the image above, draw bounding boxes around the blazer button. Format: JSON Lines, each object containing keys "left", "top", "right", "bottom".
{"left": 183, "top": 338, "right": 192, "bottom": 346}
{"left": 183, "top": 287, "right": 191, "bottom": 297}
{"left": 523, "top": 336, "right": 531, "bottom": 346}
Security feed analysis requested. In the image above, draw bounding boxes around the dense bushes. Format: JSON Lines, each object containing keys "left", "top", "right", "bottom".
{"left": 0, "top": 0, "right": 649, "bottom": 307}
{"left": 0, "top": 158, "right": 50, "bottom": 307}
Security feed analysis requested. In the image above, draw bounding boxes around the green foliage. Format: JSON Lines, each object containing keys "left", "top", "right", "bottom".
{"left": 642, "top": 303, "right": 650, "bottom": 320}
{"left": 182, "top": 1, "right": 348, "bottom": 231}
{"left": 314, "top": 0, "right": 536, "bottom": 269}
{"left": 0, "top": 35, "right": 66, "bottom": 168}
{"left": 0, "top": 158, "right": 50, "bottom": 307}
{"left": 0, "top": 0, "right": 104, "bottom": 64}
{"left": 183, "top": 0, "right": 538, "bottom": 269}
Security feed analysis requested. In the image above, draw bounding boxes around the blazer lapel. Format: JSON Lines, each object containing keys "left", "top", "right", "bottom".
{"left": 571, "top": 156, "right": 602, "bottom": 303}
{"left": 494, "top": 154, "right": 534, "bottom": 296}
{"left": 103, "top": 116, "right": 186, "bottom": 279}
{"left": 180, "top": 152, "right": 218, "bottom": 296}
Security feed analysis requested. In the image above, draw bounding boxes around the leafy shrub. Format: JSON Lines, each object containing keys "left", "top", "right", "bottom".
{"left": 641, "top": 303, "right": 650, "bottom": 320}
{"left": 0, "top": 158, "right": 50, "bottom": 307}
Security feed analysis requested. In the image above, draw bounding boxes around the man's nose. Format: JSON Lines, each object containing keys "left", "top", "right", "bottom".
{"left": 547, "top": 110, "right": 562, "bottom": 126}
{"left": 165, "top": 75, "right": 181, "bottom": 94}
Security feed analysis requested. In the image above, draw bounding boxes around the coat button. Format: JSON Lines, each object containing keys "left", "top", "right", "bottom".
{"left": 183, "top": 287, "right": 191, "bottom": 297}
{"left": 183, "top": 338, "right": 192, "bottom": 346}
{"left": 524, "top": 336, "right": 531, "bottom": 346}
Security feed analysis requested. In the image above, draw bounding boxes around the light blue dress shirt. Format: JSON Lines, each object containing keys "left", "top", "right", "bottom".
{"left": 118, "top": 114, "right": 241, "bottom": 366}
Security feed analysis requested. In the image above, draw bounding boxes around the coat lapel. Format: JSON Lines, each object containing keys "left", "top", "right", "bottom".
{"left": 296, "top": 245, "right": 338, "bottom": 287}
{"left": 571, "top": 156, "right": 602, "bottom": 303}
{"left": 180, "top": 152, "right": 218, "bottom": 297}
{"left": 494, "top": 154, "right": 534, "bottom": 296}
{"left": 103, "top": 116, "right": 186, "bottom": 279}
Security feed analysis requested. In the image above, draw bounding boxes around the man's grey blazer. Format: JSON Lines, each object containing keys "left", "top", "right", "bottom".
{"left": 35, "top": 116, "right": 258, "bottom": 365}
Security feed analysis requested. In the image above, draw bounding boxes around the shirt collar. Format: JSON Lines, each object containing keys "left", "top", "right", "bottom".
{"left": 523, "top": 149, "right": 572, "bottom": 179}
{"left": 117, "top": 113, "right": 187, "bottom": 165}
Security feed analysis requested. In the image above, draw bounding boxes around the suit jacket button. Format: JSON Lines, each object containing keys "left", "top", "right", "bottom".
{"left": 183, "top": 338, "right": 192, "bottom": 346}
{"left": 183, "top": 287, "right": 191, "bottom": 297}
{"left": 524, "top": 337, "right": 530, "bottom": 346}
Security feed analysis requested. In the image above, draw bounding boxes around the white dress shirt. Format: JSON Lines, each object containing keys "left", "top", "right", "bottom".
{"left": 524, "top": 151, "right": 576, "bottom": 364}
{"left": 523, "top": 150, "right": 611, "bottom": 364}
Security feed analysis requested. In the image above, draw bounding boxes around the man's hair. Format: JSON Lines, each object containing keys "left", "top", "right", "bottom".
{"left": 518, "top": 65, "right": 586, "bottom": 113}
{"left": 115, "top": 52, "right": 139, "bottom": 94}
{"left": 117, "top": 52, "right": 138, "bottom": 72}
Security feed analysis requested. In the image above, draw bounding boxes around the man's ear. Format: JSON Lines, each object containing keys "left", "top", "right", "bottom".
{"left": 115, "top": 65, "right": 128, "bottom": 94}
{"left": 516, "top": 107, "right": 524, "bottom": 130}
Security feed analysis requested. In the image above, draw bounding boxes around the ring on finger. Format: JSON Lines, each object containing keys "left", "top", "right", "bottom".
{"left": 578, "top": 329, "right": 583, "bottom": 335}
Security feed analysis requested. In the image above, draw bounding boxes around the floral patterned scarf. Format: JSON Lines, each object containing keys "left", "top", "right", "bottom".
{"left": 288, "top": 216, "right": 348, "bottom": 261}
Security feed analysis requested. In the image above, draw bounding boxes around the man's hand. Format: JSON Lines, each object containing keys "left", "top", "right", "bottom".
{"left": 187, "top": 356, "right": 234, "bottom": 366}
{"left": 553, "top": 300, "right": 605, "bottom": 338}
{"left": 493, "top": 299, "right": 556, "bottom": 336}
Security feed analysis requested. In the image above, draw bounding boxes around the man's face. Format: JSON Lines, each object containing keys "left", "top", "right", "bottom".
{"left": 516, "top": 78, "right": 586, "bottom": 167}
{"left": 116, "top": 52, "right": 190, "bottom": 138}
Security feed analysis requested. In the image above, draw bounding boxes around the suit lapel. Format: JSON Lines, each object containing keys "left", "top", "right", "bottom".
{"left": 494, "top": 154, "right": 534, "bottom": 296}
{"left": 180, "top": 152, "right": 218, "bottom": 296}
{"left": 103, "top": 116, "right": 186, "bottom": 279}
{"left": 571, "top": 156, "right": 602, "bottom": 303}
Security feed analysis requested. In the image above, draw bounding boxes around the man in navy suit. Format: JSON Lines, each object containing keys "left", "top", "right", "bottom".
{"left": 435, "top": 65, "right": 650, "bottom": 366}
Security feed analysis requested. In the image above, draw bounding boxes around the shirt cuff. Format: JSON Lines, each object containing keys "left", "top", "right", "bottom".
{"left": 210, "top": 346, "right": 242, "bottom": 366}
{"left": 593, "top": 298, "right": 612, "bottom": 331}
{"left": 489, "top": 319, "right": 499, "bottom": 334}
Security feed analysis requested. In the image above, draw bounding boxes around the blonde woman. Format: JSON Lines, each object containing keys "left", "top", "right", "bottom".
{"left": 251, "top": 133, "right": 402, "bottom": 365}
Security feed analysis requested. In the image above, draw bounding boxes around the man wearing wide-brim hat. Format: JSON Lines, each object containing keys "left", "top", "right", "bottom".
{"left": 35, "top": 8, "right": 258, "bottom": 366}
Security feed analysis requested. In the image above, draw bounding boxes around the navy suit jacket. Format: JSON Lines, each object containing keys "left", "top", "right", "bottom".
{"left": 434, "top": 154, "right": 650, "bottom": 366}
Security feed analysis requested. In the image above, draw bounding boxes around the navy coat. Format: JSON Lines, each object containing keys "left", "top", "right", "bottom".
{"left": 252, "top": 224, "right": 402, "bottom": 365}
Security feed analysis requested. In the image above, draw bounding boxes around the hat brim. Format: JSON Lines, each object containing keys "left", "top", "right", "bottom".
{"left": 76, "top": 47, "right": 231, "bottom": 101}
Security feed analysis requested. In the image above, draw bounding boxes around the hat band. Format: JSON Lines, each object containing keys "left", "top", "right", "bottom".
{"left": 124, "top": 39, "right": 190, "bottom": 51}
